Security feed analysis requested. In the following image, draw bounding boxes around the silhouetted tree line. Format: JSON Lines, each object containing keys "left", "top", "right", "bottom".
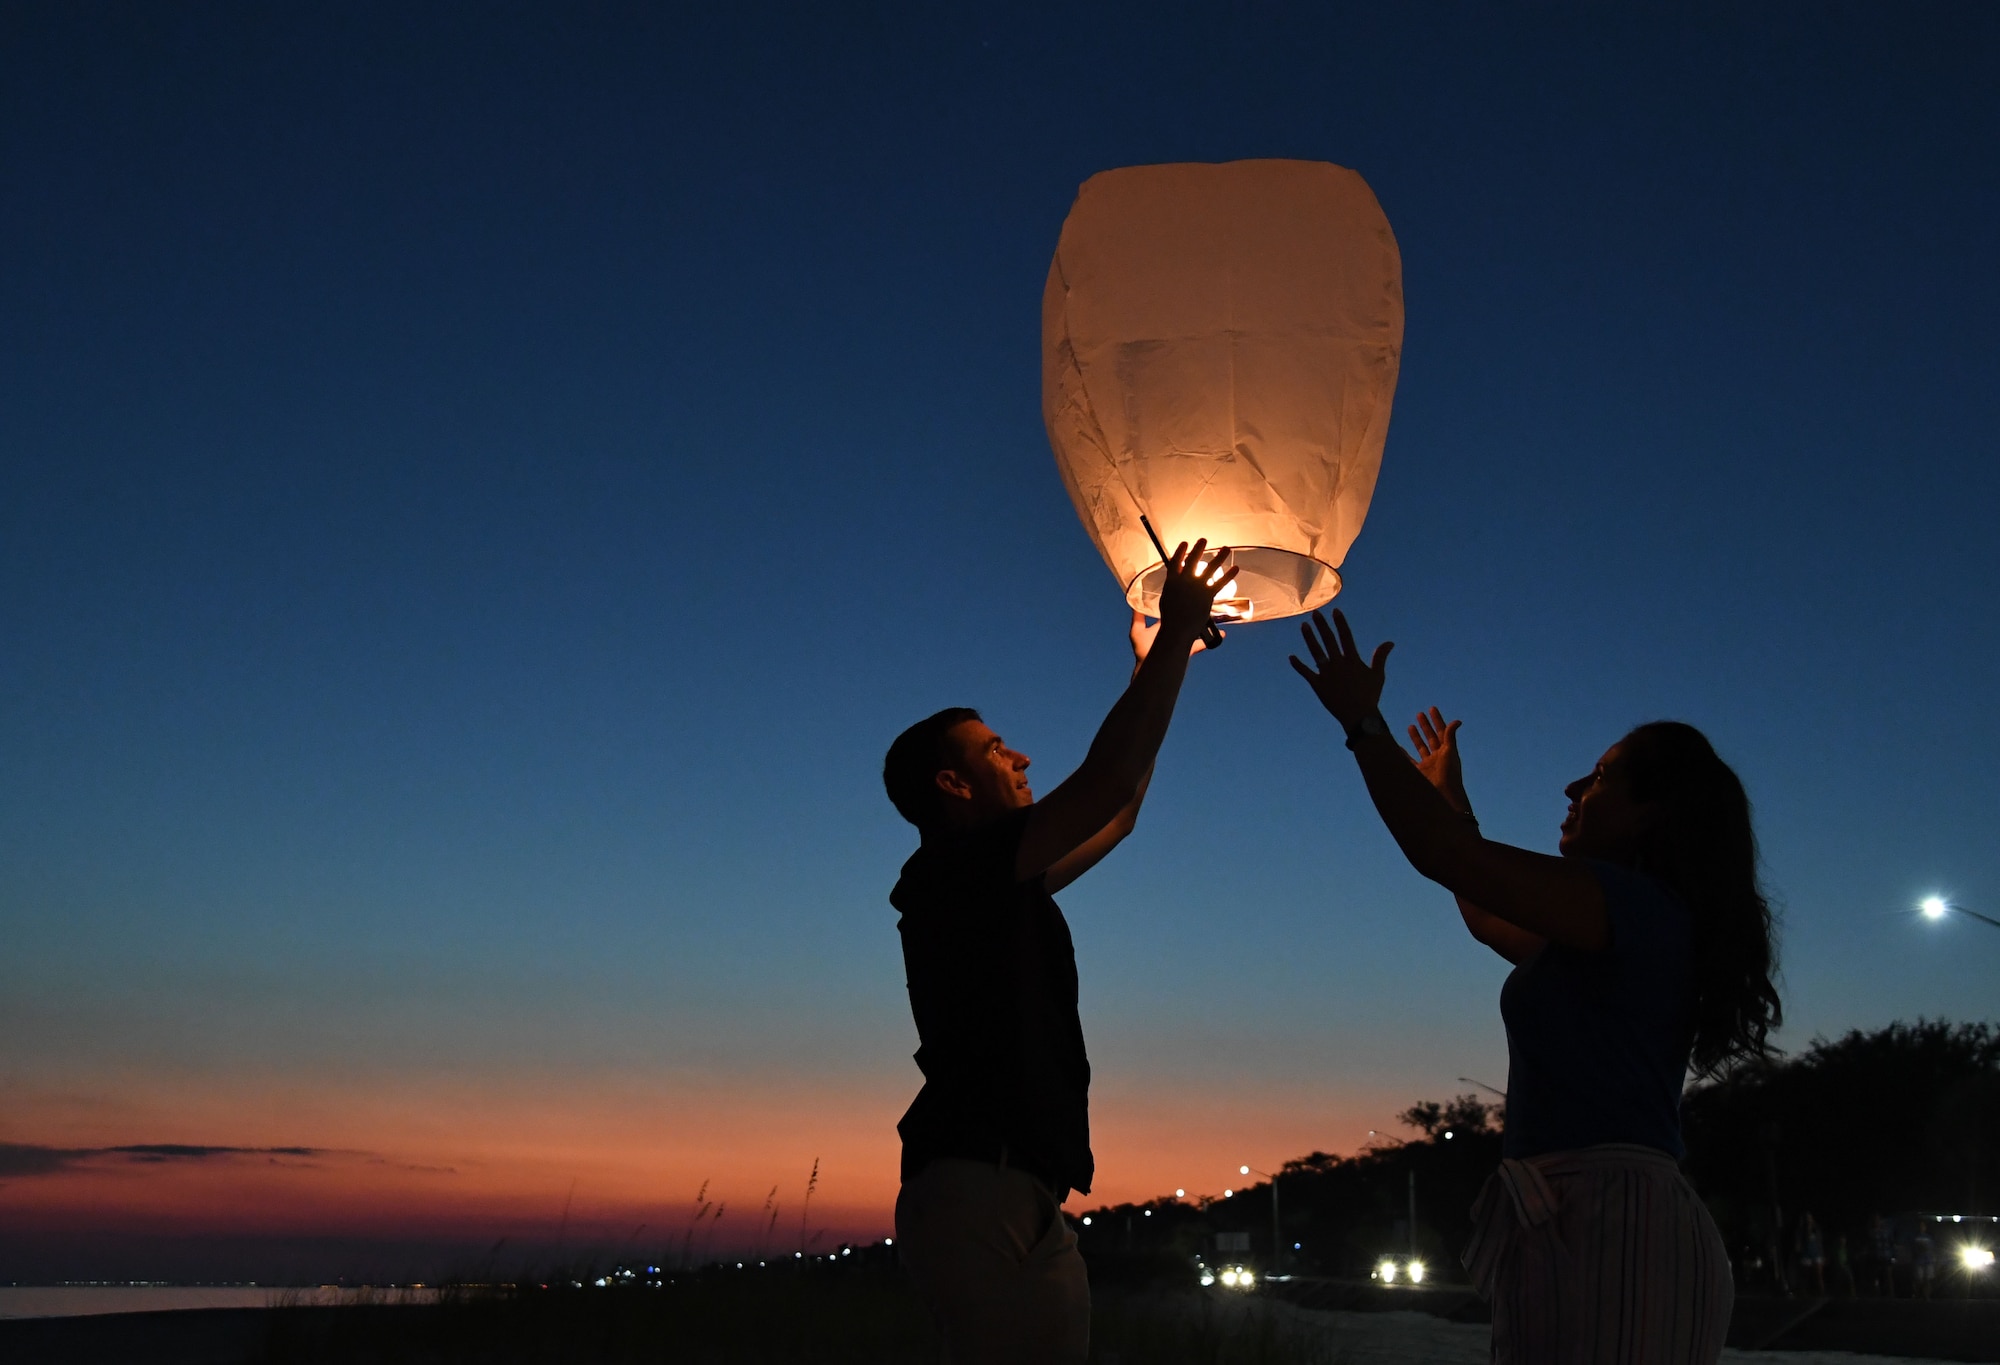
{"left": 1078, "top": 1020, "right": 1998, "bottom": 1287}
{"left": 1077, "top": 1092, "right": 1506, "bottom": 1278}
{"left": 1681, "top": 1018, "right": 1998, "bottom": 1292}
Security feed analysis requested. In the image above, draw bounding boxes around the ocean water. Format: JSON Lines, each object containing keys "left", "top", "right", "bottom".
{"left": 0, "top": 1285, "right": 438, "bottom": 1319}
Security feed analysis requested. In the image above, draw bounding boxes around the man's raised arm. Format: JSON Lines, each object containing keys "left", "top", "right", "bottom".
{"left": 1014, "top": 541, "right": 1232, "bottom": 883}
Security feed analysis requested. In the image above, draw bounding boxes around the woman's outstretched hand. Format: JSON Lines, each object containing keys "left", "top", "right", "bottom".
{"left": 1408, "top": 707, "right": 1470, "bottom": 812}
{"left": 1289, "top": 608, "right": 1393, "bottom": 731}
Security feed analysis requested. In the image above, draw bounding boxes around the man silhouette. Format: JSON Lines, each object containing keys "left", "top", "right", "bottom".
{"left": 881, "top": 541, "right": 1232, "bottom": 1364}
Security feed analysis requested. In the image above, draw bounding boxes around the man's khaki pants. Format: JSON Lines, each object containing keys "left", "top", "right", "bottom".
{"left": 894, "top": 1158, "right": 1089, "bottom": 1364}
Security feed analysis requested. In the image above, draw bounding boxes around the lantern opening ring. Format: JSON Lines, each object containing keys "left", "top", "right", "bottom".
{"left": 1125, "top": 543, "right": 1344, "bottom": 628}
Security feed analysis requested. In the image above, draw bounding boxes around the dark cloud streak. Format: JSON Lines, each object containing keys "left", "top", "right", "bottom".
{"left": 110, "top": 1143, "right": 326, "bottom": 1160}
{"left": 0, "top": 1141, "right": 341, "bottom": 1178}
{"left": 0, "top": 1143, "right": 88, "bottom": 1177}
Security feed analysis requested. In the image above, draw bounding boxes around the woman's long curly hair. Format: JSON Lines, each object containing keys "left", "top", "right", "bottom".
{"left": 1617, "top": 721, "right": 1782, "bottom": 1078}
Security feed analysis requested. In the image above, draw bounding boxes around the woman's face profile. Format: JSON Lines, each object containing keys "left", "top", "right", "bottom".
{"left": 1559, "top": 744, "right": 1656, "bottom": 863}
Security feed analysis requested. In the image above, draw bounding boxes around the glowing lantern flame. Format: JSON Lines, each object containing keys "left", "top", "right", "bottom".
{"left": 1044, "top": 159, "right": 1404, "bottom": 623}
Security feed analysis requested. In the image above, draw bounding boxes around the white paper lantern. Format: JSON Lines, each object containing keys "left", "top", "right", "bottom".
{"left": 1042, "top": 159, "right": 1403, "bottom": 622}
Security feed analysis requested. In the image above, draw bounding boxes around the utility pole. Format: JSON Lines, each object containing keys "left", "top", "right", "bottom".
{"left": 1408, "top": 1169, "right": 1417, "bottom": 1261}
{"left": 1241, "top": 1164, "right": 1285, "bottom": 1274}
{"left": 1273, "top": 1172, "right": 1283, "bottom": 1273}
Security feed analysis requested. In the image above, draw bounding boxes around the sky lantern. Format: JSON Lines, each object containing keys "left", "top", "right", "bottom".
{"left": 1042, "top": 159, "right": 1403, "bottom": 623}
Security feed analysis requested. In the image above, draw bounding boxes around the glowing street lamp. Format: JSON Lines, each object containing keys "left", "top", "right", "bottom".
{"left": 1917, "top": 895, "right": 2000, "bottom": 931}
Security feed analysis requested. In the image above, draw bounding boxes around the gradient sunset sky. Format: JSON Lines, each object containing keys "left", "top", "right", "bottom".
{"left": 4, "top": 3, "right": 1997, "bottom": 1281}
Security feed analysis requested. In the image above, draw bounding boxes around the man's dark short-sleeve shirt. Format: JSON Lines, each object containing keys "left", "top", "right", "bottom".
{"left": 892, "top": 807, "right": 1093, "bottom": 1196}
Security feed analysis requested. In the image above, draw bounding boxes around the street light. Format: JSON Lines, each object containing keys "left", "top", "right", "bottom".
{"left": 1917, "top": 895, "right": 2000, "bottom": 931}
{"left": 1458, "top": 1076, "right": 1508, "bottom": 1101}
{"left": 1240, "top": 1163, "right": 1285, "bottom": 1274}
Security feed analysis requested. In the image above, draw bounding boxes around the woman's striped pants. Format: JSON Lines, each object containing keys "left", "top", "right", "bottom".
{"left": 1463, "top": 1143, "right": 1734, "bottom": 1364}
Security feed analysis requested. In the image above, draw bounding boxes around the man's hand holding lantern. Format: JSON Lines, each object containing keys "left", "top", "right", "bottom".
{"left": 1146, "top": 539, "right": 1234, "bottom": 658}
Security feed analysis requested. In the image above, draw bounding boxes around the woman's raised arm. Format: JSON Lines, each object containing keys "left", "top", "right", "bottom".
{"left": 1291, "top": 610, "right": 1608, "bottom": 953}
{"left": 1406, "top": 707, "right": 1550, "bottom": 965}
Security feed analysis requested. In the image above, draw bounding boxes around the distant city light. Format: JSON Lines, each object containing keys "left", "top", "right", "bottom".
{"left": 1176, "top": 1188, "right": 1186, "bottom": 1198}
{"left": 1144, "top": 1209, "right": 1152, "bottom": 1217}
{"left": 1081, "top": 1216, "right": 1092, "bottom": 1226}
{"left": 1444, "top": 1130, "right": 1455, "bottom": 1140}
{"left": 1223, "top": 1189, "right": 1233, "bottom": 1198}
{"left": 1922, "top": 896, "right": 1949, "bottom": 920}
{"left": 1240, "top": 1165, "right": 1250, "bottom": 1175}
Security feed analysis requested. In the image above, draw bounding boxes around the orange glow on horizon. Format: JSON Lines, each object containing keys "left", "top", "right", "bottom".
{"left": 2, "top": 1065, "right": 1417, "bottom": 1254}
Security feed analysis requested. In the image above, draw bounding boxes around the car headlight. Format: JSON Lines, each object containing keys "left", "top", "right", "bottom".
{"left": 1377, "top": 1259, "right": 1397, "bottom": 1283}
{"left": 1408, "top": 1260, "right": 1426, "bottom": 1283}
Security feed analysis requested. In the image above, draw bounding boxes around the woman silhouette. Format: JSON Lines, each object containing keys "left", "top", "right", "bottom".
{"left": 1291, "top": 609, "right": 1780, "bottom": 1365}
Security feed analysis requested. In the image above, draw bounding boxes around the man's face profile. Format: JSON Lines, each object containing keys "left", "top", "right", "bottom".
{"left": 934, "top": 719, "right": 1033, "bottom": 822}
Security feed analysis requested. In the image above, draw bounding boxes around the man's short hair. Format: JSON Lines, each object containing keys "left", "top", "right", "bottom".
{"left": 883, "top": 707, "right": 982, "bottom": 829}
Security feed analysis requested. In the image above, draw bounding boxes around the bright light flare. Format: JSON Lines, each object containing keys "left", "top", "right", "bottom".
{"left": 1234, "top": 1266, "right": 1255, "bottom": 1288}
{"left": 1219, "top": 1269, "right": 1239, "bottom": 1286}
{"left": 1200, "top": 558, "right": 1254, "bottom": 620}
{"left": 1921, "top": 896, "right": 1950, "bottom": 920}
{"left": 1408, "top": 1260, "right": 1426, "bottom": 1284}
{"left": 1963, "top": 1246, "right": 1995, "bottom": 1271}
{"left": 1376, "top": 1259, "right": 1397, "bottom": 1283}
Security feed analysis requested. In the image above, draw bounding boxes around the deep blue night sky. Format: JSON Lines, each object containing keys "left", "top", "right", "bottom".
{"left": 2, "top": 2, "right": 1995, "bottom": 1260}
